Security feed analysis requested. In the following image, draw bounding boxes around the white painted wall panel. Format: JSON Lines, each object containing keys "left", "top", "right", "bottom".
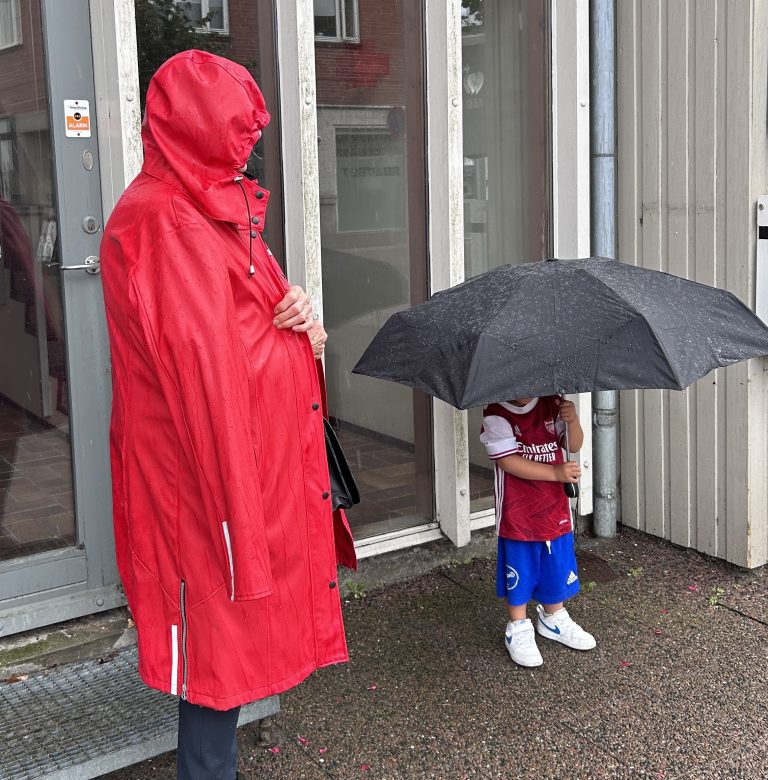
{"left": 617, "top": 0, "right": 768, "bottom": 567}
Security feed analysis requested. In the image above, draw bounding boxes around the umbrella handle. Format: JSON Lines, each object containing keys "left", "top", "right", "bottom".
{"left": 563, "top": 424, "right": 580, "bottom": 499}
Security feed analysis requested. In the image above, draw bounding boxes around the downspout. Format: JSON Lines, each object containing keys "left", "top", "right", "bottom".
{"left": 590, "top": 0, "right": 618, "bottom": 537}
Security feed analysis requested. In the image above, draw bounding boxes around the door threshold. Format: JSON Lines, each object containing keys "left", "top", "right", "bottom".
{"left": 354, "top": 522, "right": 443, "bottom": 559}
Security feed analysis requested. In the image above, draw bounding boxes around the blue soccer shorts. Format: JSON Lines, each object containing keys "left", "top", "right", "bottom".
{"left": 495, "top": 532, "right": 580, "bottom": 606}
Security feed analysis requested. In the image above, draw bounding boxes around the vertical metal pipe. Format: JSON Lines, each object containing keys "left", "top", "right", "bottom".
{"left": 590, "top": 0, "right": 618, "bottom": 537}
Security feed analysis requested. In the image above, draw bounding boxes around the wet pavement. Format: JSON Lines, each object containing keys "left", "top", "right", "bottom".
{"left": 105, "top": 528, "right": 767, "bottom": 779}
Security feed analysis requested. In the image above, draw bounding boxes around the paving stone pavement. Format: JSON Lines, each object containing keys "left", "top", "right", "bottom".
{"left": 105, "top": 528, "right": 768, "bottom": 780}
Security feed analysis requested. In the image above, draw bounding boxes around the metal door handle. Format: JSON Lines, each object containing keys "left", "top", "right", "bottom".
{"left": 61, "top": 256, "right": 100, "bottom": 274}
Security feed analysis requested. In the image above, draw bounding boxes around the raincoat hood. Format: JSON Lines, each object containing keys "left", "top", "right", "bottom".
{"left": 141, "top": 49, "right": 270, "bottom": 223}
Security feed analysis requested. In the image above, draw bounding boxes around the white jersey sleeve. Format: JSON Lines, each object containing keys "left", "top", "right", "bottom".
{"left": 480, "top": 415, "right": 519, "bottom": 460}
{"left": 553, "top": 397, "right": 566, "bottom": 446}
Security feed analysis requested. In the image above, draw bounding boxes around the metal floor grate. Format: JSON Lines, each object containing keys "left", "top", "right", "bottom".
{"left": 0, "top": 646, "right": 279, "bottom": 780}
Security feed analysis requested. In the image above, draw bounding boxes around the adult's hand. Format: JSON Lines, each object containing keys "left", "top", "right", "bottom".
{"left": 274, "top": 285, "right": 314, "bottom": 332}
{"left": 308, "top": 321, "right": 328, "bottom": 359}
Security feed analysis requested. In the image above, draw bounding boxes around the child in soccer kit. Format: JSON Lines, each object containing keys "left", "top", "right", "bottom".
{"left": 480, "top": 396, "right": 596, "bottom": 667}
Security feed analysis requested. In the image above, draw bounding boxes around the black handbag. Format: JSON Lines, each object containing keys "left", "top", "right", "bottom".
{"left": 323, "top": 419, "right": 360, "bottom": 511}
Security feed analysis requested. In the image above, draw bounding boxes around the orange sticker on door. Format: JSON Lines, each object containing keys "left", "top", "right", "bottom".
{"left": 64, "top": 99, "right": 91, "bottom": 138}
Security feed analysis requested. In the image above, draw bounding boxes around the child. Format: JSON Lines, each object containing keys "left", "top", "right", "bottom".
{"left": 480, "top": 396, "right": 596, "bottom": 667}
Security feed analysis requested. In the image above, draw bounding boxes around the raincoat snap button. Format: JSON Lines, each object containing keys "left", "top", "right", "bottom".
{"left": 256, "top": 191, "right": 264, "bottom": 199}
{"left": 251, "top": 216, "right": 260, "bottom": 225}
{"left": 312, "top": 403, "right": 320, "bottom": 411}
{"left": 322, "top": 491, "right": 329, "bottom": 500}
{"left": 250, "top": 230, "right": 258, "bottom": 238}
{"left": 329, "top": 581, "right": 337, "bottom": 589}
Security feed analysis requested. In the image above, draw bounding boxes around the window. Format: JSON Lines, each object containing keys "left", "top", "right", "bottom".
{"left": 0, "top": 0, "right": 22, "bottom": 50}
{"left": 0, "top": 119, "right": 16, "bottom": 199}
{"left": 461, "top": 0, "right": 484, "bottom": 29}
{"left": 314, "top": 0, "right": 359, "bottom": 43}
{"left": 180, "top": 0, "right": 228, "bottom": 34}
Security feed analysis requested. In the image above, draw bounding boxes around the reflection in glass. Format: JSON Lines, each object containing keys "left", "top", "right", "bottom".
{"left": 206, "top": 0, "right": 225, "bottom": 30}
{"left": 0, "top": 0, "right": 75, "bottom": 560}
{"left": 314, "top": 0, "right": 359, "bottom": 41}
{"left": 316, "top": 1, "right": 433, "bottom": 538}
{"left": 314, "top": 0, "right": 337, "bottom": 38}
{"left": 185, "top": 1, "right": 203, "bottom": 25}
{"left": 0, "top": 0, "right": 23, "bottom": 49}
{"left": 462, "top": 0, "right": 553, "bottom": 512}
{"left": 342, "top": 0, "right": 358, "bottom": 41}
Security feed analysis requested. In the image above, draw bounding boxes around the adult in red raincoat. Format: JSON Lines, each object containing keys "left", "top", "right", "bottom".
{"left": 100, "top": 50, "right": 356, "bottom": 778}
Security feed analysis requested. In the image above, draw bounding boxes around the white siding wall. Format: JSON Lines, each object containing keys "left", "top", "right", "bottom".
{"left": 617, "top": 0, "right": 768, "bottom": 567}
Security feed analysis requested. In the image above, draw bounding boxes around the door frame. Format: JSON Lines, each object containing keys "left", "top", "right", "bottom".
{"left": 0, "top": 0, "right": 128, "bottom": 637}
{"left": 551, "top": 0, "right": 593, "bottom": 516}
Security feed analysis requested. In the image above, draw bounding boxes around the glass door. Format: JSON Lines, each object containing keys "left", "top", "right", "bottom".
{"left": 313, "top": 0, "right": 434, "bottom": 539}
{"left": 0, "top": 0, "right": 119, "bottom": 634}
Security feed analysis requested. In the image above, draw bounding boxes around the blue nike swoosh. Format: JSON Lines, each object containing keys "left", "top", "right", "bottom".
{"left": 540, "top": 620, "right": 561, "bottom": 635}
{"left": 505, "top": 635, "right": 512, "bottom": 645}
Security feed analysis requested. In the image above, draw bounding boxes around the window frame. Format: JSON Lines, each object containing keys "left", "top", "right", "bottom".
{"left": 0, "top": 0, "right": 23, "bottom": 51}
{"left": 314, "top": 0, "right": 359, "bottom": 44}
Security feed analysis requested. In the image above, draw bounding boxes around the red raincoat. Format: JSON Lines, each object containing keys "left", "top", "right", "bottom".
{"left": 100, "top": 50, "right": 355, "bottom": 710}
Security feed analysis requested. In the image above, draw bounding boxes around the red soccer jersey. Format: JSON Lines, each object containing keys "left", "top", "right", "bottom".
{"left": 480, "top": 396, "right": 572, "bottom": 542}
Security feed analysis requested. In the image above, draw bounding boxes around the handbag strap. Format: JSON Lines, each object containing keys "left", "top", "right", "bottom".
{"left": 315, "top": 358, "right": 330, "bottom": 418}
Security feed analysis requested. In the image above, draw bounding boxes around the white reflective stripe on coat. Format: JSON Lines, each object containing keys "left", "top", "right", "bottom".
{"left": 170, "top": 624, "right": 179, "bottom": 696}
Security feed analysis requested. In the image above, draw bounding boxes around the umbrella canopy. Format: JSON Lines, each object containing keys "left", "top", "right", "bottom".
{"left": 352, "top": 257, "right": 768, "bottom": 409}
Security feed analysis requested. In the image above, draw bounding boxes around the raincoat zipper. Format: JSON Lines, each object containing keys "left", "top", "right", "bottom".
{"left": 179, "top": 579, "right": 189, "bottom": 700}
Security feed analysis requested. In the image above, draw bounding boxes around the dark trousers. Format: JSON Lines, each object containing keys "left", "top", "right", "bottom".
{"left": 177, "top": 698, "right": 241, "bottom": 779}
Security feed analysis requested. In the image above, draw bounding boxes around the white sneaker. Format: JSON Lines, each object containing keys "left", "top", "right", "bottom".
{"left": 504, "top": 619, "right": 543, "bottom": 667}
{"left": 536, "top": 605, "right": 596, "bottom": 650}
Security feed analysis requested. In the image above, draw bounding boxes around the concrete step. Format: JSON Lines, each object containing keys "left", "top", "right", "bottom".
{"left": 0, "top": 645, "right": 279, "bottom": 779}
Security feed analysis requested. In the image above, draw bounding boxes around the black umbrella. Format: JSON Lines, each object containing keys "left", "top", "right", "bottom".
{"left": 352, "top": 257, "right": 768, "bottom": 409}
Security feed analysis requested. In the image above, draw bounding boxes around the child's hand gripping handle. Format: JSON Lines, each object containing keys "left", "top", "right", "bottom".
{"left": 563, "top": 421, "right": 579, "bottom": 499}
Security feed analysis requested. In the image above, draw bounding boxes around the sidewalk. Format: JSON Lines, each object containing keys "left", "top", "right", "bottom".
{"left": 106, "top": 528, "right": 767, "bottom": 780}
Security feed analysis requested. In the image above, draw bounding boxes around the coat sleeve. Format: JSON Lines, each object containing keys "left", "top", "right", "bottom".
{"left": 131, "top": 219, "right": 272, "bottom": 601}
